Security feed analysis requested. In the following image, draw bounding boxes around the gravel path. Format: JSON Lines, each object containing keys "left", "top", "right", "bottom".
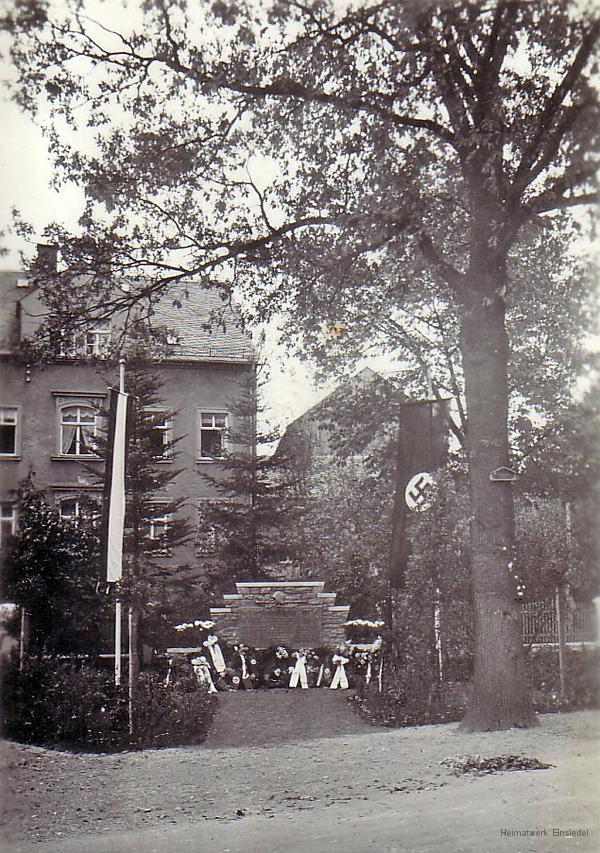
{"left": 1, "top": 706, "right": 598, "bottom": 848}
{"left": 206, "top": 690, "right": 383, "bottom": 747}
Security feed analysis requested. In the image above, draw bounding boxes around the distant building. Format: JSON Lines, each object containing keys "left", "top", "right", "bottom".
{"left": 0, "top": 245, "right": 255, "bottom": 587}
{"left": 275, "top": 366, "right": 389, "bottom": 467}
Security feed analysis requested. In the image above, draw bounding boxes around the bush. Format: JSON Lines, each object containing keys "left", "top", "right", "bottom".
{"left": 350, "top": 669, "right": 466, "bottom": 728}
{"left": 525, "top": 646, "right": 600, "bottom": 712}
{"left": 1, "top": 659, "right": 216, "bottom": 751}
{"left": 131, "top": 672, "right": 215, "bottom": 747}
{"left": 351, "top": 646, "right": 600, "bottom": 728}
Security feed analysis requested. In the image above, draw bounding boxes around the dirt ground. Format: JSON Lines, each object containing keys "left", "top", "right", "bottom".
{"left": 0, "top": 698, "right": 598, "bottom": 853}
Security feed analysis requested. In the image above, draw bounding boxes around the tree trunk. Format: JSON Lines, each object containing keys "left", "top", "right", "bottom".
{"left": 458, "top": 285, "right": 536, "bottom": 731}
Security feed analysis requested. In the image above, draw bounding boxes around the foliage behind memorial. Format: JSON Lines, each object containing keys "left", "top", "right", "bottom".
{"left": 192, "top": 367, "right": 313, "bottom": 608}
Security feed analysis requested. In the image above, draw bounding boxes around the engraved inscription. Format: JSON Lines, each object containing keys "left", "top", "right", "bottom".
{"left": 239, "top": 606, "right": 323, "bottom": 648}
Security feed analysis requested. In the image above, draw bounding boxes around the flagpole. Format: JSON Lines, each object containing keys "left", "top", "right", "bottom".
{"left": 114, "top": 358, "right": 126, "bottom": 687}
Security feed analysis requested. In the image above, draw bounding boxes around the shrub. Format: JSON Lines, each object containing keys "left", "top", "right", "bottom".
{"left": 1, "top": 659, "right": 215, "bottom": 751}
{"left": 131, "top": 672, "right": 215, "bottom": 747}
{"left": 352, "top": 646, "right": 599, "bottom": 728}
{"left": 525, "top": 646, "right": 600, "bottom": 711}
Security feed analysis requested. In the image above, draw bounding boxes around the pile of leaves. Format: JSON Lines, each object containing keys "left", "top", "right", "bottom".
{"left": 440, "top": 754, "right": 553, "bottom": 776}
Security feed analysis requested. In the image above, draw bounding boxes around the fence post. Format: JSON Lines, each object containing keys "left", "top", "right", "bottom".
{"left": 555, "top": 586, "right": 568, "bottom": 699}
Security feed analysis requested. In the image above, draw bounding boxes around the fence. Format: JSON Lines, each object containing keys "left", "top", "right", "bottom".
{"left": 522, "top": 599, "right": 597, "bottom": 645}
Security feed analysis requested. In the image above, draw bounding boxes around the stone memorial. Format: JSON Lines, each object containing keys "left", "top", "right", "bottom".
{"left": 209, "top": 581, "right": 350, "bottom": 649}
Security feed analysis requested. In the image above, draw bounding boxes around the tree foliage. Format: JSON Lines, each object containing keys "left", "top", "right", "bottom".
{"left": 3, "top": 475, "right": 108, "bottom": 656}
{"left": 195, "top": 363, "right": 294, "bottom": 591}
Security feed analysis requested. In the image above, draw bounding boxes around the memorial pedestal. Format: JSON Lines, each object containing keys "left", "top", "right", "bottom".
{"left": 209, "top": 581, "right": 350, "bottom": 650}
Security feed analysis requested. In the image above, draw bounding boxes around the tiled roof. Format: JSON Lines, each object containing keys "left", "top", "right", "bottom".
{"left": 0, "top": 271, "right": 254, "bottom": 364}
{"left": 150, "top": 283, "right": 254, "bottom": 363}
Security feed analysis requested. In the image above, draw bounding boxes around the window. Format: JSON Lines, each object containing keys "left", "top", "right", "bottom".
{"left": 84, "top": 321, "right": 111, "bottom": 357}
{"left": 60, "top": 405, "right": 98, "bottom": 456}
{"left": 57, "top": 322, "right": 111, "bottom": 358}
{"left": 199, "top": 412, "right": 228, "bottom": 459}
{"left": 0, "top": 408, "right": 18, "bottom": 456}
{"left": 59, "top": 499, "right": 84, "bottom": 525}
{"left": 148, "top": 412, "right": 173, "bottom": 460}
{"left": 149, "top": 508, "right": 172, "bottom": 554}
{"left": 0, "top": 504, "right": 17, "bottom": 549}
{"left": 59, "top": 498, "right": 101, "bottom": 527}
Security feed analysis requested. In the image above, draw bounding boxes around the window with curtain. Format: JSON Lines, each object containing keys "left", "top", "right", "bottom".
{"left": 60, "top": 405, "right": 98, "bottom": 455}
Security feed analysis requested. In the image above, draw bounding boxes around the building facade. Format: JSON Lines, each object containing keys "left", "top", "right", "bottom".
{"left": 0, "top": 249, "right": 255, "bottom": 587}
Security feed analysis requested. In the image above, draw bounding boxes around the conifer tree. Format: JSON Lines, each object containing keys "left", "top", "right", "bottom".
{"left": 92, "top": 329, "right": 194, "bottom": 674}
{"left": 3, "top": 475, "right": 108, "bottom": 657}
{"left": 198, "top": 363, "right": 301, "bottom": 590}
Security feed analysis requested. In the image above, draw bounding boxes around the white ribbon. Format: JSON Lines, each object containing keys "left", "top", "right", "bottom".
{"left": 365, "top": 660, "right": 372, "bottom": 685}
{"left": 289, "top": 654, "right": 308, "bottom": 689}
{"left": 191, "top": 657, "right": 217, "bottom": 693}
{"left": 316, "top": 663, "right": 324, "bottom": 687}
{"left": 237, "top": 649, "right": 249, "bottom": 679}
{"left": 203, "top": 635, "right": 226, "bottom": 673}
{"left": 330, "top": 655, "right": 349, "bottom": 689}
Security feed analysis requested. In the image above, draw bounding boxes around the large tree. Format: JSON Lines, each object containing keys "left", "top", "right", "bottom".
{"left": 7, "top": 0, "right": 599, "bottom": 729}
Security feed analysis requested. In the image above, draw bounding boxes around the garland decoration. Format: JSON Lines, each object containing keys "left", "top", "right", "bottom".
{"left": 330, "top": 652, "right": 350, "bottom": 689}
{"left": 190, "top": 655, "right": 217, "bottom": 693}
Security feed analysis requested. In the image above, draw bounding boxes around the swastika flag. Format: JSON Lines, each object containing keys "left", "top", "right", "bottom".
{"left": 389, "top": 399, "right": 449, "bottom": 588}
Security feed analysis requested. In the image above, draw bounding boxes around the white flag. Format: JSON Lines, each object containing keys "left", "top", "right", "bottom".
{"left": 101, "top": 388, "right": 129, "bottom": 583}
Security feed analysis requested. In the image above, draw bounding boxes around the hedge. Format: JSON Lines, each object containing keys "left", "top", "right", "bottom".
{"left": 1, "top": 658, "right": 216, "bottom": 751}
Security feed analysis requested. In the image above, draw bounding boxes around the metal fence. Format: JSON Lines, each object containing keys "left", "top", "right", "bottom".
{"left": 522, "top": 599, "right": 597, "bottom": 645}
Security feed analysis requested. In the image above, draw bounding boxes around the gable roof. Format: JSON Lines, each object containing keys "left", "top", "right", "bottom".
{"left": 1, "top": 272, "right": 254, "bottom": 364}
{"left": 276, "top": 367, "right": 389, "bottom": 459}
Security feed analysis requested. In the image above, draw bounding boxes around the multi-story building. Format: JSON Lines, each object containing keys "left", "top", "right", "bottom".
{"left": 0, "top": 245, "right": 255, "bottom": 586}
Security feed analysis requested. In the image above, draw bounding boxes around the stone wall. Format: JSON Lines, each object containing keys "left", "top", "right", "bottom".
{"left": 209, "top": 581, "right": 350, "bottom": 650}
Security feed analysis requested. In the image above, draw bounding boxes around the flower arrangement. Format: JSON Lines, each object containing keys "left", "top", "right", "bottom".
{"left": 174, "top": 619, "right": 215, "bottom": 632}
{"left": 344, "top": 618, "right": 385, "bottom": 642}
{"left": 165, "top": 629, "right": 384, "bottom": 690}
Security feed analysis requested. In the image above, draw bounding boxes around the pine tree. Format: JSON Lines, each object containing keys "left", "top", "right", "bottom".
{"left": 92, "top": 330, "right": 194, "bottom": 674}
{"left": 198, "top": 363, "right": 301, "bottom": 591}
{"left": 3, "top": 475, "right": 108, "bottom": 657}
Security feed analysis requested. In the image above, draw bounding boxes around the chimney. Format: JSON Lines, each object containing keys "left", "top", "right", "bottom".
{"left": 35, "top": 243, "right": 58, "bottom": 274}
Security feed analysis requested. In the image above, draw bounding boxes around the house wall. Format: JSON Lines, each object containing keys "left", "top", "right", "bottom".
{"left": 0, "top": 355, "right": 254, "bottom": 570}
